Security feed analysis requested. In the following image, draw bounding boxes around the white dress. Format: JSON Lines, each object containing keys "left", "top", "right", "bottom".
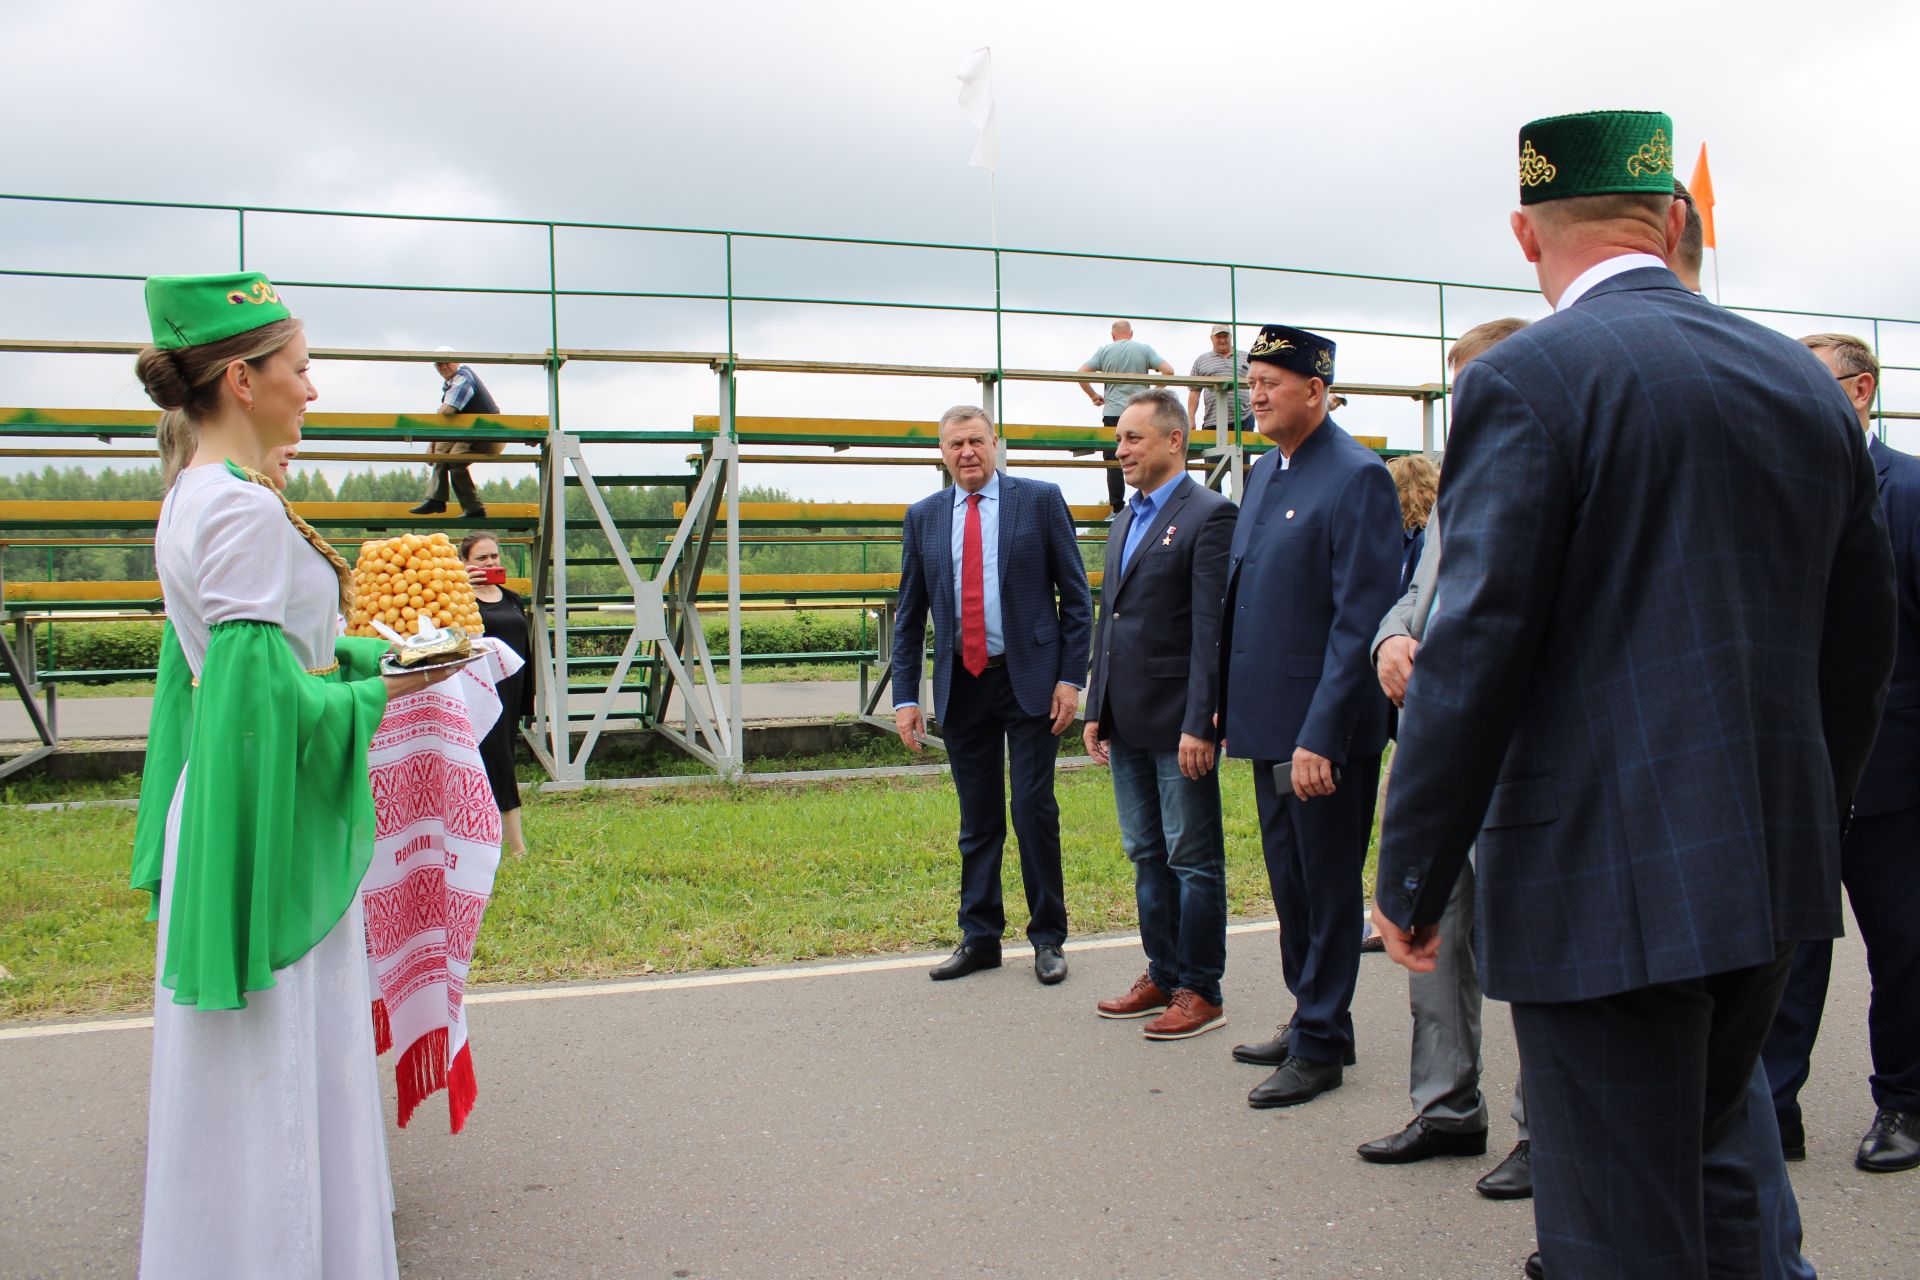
{"left": 140, "top": 464, "right": 399, "bottom": 1279}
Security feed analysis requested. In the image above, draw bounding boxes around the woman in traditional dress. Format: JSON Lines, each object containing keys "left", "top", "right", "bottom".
{"left": 130, "top": 272, "right": 452, "bottom": 1279}
{"left": 460, "top": 530, "right": 534, "bottom": 856}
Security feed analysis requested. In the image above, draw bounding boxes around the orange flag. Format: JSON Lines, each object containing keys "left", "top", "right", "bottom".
{"left": 1690, "top": 144, "right": 1717, "bottom": 249}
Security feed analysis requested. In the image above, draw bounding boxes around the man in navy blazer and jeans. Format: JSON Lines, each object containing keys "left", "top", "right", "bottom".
{"left": 1372, "top": 110, "right": 1896, "bottom": 1278}
{"left": 1084, "top": 390, "right": 1238, "bottom": 1040}
{"left": 1217, "top": 323, "right": 1402, "bottom": 1108}
{"left": 894, "top": 405, "right": 1093, "bottom": 986}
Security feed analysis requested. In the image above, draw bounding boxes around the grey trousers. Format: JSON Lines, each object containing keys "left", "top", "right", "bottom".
{"left": 1408, "top": 851, "right": 1528, "bottom": 1136}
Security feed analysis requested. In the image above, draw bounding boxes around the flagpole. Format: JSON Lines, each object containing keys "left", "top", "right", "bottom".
{"left": 989, "top": 171, "right": 999, "bottom": 247}
{"left": 1711, "top": 247, "right": 1722, "bottom": 306}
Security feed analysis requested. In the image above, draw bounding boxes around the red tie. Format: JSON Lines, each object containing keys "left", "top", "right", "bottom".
{"left": 962, "top": 492, "right": 988, "bottom": 676}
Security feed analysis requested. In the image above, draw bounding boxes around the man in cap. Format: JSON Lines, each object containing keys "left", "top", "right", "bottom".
{"left": 1217, "top": 323, "right": 1401, "bottom": 1108}
{"left": 1372, "top": 110, "right": 1895, "bottom": 1276}
{"left": 1186, "top": 324, "right": 1252, "bottom": 442}
{"left": 1078, "top": 321, "right": 1175, "bottom": 513}
{"left": 1761, "top": 332, "right": 1920, "bottom": 1176}
{"left": 411, "top": 346, "right": 503, "bottom": 519}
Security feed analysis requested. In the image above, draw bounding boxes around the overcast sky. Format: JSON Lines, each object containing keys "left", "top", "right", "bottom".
{"left": 5, "top": 0, "right": 1918, "bottom": 500}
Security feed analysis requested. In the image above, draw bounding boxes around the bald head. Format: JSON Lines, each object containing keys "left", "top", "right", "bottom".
{"left": 1111, "top": 320, "right": 1133, "bottom": 339}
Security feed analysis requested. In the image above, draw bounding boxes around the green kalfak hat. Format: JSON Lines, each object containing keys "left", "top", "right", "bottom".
{"left": 1518, "top": 111, "right": 1675, "bottom": 206}
{"left": 144, "top": 272, "right": 292, "bottom": 350}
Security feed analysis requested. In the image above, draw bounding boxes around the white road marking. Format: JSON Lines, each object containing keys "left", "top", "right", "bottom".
{"left": 0, "top": 921, "right": 1283, "bottom": 1041}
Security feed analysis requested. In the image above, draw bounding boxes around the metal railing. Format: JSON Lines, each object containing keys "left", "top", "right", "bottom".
{"left": 3, "top": 192, "right": 1915, "bottom": 784}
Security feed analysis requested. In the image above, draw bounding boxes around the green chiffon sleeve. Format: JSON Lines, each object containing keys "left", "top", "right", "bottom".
{"left": 130, "top": 622, "right": 193, "bottom": 921}
{"left": 161, "top": 620, "right": 390, "bottom": 1011}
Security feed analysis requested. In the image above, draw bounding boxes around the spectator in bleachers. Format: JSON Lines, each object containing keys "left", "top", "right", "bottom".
{"left": 411, "top": 346, "right": 501, "bottom": 520}
{"left": 1078, "top": 321, "right": 1174, "bottom": 513}
{"left": 1187, "top": 324, "right": 1252, "bottom": 442}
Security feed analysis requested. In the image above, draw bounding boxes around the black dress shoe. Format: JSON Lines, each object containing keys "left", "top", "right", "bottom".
{"left": 1231, "top": 1024, "right": 1356, "bottom": 1067}
{"left": 1357, "top": 1116, "right": 1488, "bottom": 1164}
{"left": 409, "top": 499, "right": 448, "bottom": 515}
{"left": 1856, "top": 1107, "right": 1920, "bottom": 1173}
{"left": 1779, "top": 1113, "right": 1807, "bottom": 1162}
{"left": 1359, "top": 932, "right": 1387, "bottom": 954}
{"left": 1525, "top": 1251, "right": 1545, "bottom": 1280}
{"left": 460, "top": 505, "right": 488, "bottom": 520}
{"left": 929, "top": 943, "right": 1001, "bottom": 981}
{"left": 1033, "top": 944, "right": 1068, "bottom": 985}
{"left": 1476, "top": 1139, "right": 1533, "bottom": 1200}
{"left": 1248, "top": 1055, "right": 1343, "bottom": 1109}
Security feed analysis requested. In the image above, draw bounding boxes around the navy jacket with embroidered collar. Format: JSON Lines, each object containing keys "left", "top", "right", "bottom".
{"left": 1216, "top": 417, "right": 1402, "bottom": 765}
{"left": 1374, "top": 264, "right": 1896, "bottom": 1005}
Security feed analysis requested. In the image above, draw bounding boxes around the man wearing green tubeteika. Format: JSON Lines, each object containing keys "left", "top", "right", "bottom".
{"left": 130, "top": 272, "right": 453, "bottom": 1279}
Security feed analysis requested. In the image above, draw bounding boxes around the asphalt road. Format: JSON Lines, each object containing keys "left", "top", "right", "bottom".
{"left": 1, "top": 920, "right": 1912, "bottom": 1278}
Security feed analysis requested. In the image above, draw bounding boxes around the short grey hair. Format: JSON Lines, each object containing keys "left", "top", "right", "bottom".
{"left": 939, "top": 404, "right": 991, "bottom": 433}
{"left": 1126, "top": 388, "right": 1188, "bottom": 438}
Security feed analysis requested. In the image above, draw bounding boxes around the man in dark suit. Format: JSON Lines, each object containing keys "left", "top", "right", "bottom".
{"left": 1372, "top": 110, "right": 1897, "bottom": 1277}
{"left": 1084, "top": 390, "right": 1238, "bottom": 1040}
{"left": 1762, "top": 333, "right": 1920, "bottom": 1175}
{"left": 893, "top": 405, "right": 1093, "bottom": 985}
{"left": 1217, "top": 324, "right": 1402, "bottom": 1107}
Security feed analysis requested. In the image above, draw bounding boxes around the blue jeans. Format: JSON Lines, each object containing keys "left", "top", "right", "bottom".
{"left": 1108, "top": 738, "right": 1227, "bottom": 1006}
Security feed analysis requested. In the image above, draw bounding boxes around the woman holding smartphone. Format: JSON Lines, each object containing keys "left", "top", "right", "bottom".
{"left": 462, "top": 531, "right": 533, "bottom": 855}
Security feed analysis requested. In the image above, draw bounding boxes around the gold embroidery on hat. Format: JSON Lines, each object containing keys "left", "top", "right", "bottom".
{"left": 1519, "top": 141, "right": 1558, "bottom": 187}
{"left": 226, "top": 279, "right": 281, "bottom": 306}
{"left": 1314, "top": 348, "right": 1334, "bottom": 377}
{"left": 1250, "top": 334, "right": 1295, "bottom": 358}
{"left": 1627, "top": 129, "right": 1672, "bottom": 178}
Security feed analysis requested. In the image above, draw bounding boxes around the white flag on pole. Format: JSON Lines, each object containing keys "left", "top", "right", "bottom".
{"left": 956, "top": 47, "right": 997, "bottom": 172}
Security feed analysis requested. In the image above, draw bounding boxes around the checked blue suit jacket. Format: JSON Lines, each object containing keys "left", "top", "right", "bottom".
{"left": 1375, "top": 266, "right": 1898, "bottom": 1006}
{"left": 891, "top": 473, "right": 1092, "bottom": 725}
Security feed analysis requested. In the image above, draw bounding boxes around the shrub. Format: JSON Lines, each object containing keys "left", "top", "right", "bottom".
{"left": 43, "top": 620, "right": 166, "bottom": 672}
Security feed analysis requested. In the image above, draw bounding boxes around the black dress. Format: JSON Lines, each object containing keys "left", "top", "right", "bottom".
{"left": 475, "top": 588, "right": 534, "bottom": 814}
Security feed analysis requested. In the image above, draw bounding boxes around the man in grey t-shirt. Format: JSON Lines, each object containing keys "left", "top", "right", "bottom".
{"left": 1187, "top": 324, "right": 1252, "bottom": 438}
{"left": 1078, "top": 320, "right": 1174, "bottom": 512}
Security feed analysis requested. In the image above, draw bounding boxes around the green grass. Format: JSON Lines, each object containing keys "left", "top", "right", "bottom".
{"left": 1, "top": 759, "right": 1384, "bottom": 1023}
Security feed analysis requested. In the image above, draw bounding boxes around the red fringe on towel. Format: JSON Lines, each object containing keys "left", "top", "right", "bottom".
{"left": 370, "top": 998, "right": 392, "bottom": 1056}
{"left": 395, "top": 1026, "right": 448, "bottom": 1130}
{"left": 447, "top": 1042, "right": 477, "bottom": 1135}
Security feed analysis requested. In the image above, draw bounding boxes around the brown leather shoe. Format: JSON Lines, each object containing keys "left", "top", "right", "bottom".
{"left": 1143, "top": 989, "right": 1226, "bottom": 1041}
{"left": 1096, "top": 973, "right": 1170, "bottom": 1019}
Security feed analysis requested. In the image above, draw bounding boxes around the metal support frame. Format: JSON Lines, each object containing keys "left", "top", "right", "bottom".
{"left": 539, "top": 427, "right": 743, "bottom": 784}
{"left": 1, "top": 609, "right": 59, "bottom": 780}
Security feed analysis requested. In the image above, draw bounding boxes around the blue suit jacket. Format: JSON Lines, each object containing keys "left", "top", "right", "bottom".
{"left": 891, "top": 474, "right": 1093, "bottom": 724}
{"left": 1375, "top": 267, "right": 1897, "bottom": 1004}
{"left": 1218, "top": 419, "right": 1402, "bottom": 764}
{"left": 1856, "top": 435, "right": 1920, "bottom": 816}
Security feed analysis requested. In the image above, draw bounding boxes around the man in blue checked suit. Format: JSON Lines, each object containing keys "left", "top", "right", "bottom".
{"left": 893, "top": 405, "right": 1093, "bottom": 986}
{"left": 1216, "top": 322, "right": 1403, "bottom": 1109}
{"left": 1373, "top": 110, "right": 1897, "bottom": 1279}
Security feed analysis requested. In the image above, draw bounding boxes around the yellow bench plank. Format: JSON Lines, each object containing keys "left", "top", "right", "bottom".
{"left": 0, "top": 407, "right": 548, "bottom": 433}
{"left": 673, "top": 501, "right": 1112, "bottom": 524}
{"left": 687, "top": 571, "right": 1107, "bottom": 595}
{"left": 0, "top": 500, "right": 540, "bottom": 522}
{"left": 7, "top": 578, "right": 533, "bottom": 603}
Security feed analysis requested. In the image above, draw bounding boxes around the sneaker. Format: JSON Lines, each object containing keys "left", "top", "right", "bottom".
{"left": 1096, "top": 973, "right": 1170, "bottom": 1019}
{"left": 1143, "top": 989, "right": 1226, "bottom": 1041}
